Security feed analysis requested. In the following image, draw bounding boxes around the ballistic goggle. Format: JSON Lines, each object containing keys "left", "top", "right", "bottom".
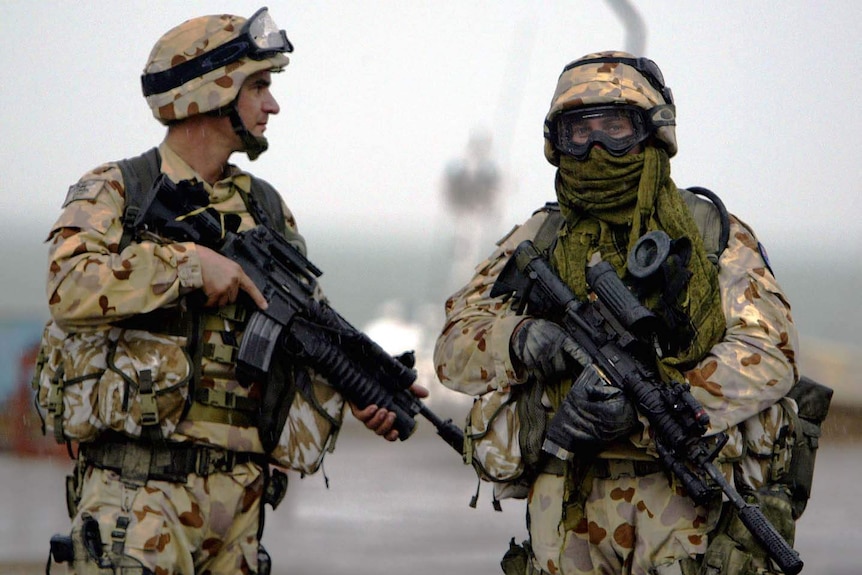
{"left": 142, "top": 7, "right": 293, "bottom": 97}
{"left": 550, "top": 105, "right": 652, "bottom": 159}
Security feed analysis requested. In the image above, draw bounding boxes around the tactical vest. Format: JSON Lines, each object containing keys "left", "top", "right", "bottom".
{"left": 498, "top": 187, "right": 729, "bottom": 479}
{"left": 115, "top": 148, "right": 296, "bottom": 447}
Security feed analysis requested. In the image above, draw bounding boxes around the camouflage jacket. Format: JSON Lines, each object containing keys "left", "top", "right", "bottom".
{"left": 43, "top": 142, "right": 343, "bottom": 474}
{"left": 433, "top": 203, "right": 799, "bottom": 479}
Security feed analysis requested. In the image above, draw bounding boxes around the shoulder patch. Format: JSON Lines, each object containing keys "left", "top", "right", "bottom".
{"left": 758, "top": 241, "right": 775, "bottom": 276}
{"left": 62, "top": 180, "right": 106, "bottom": 207}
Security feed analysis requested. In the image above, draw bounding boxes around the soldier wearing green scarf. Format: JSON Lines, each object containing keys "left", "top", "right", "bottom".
{"left": 434, "top": 52, "right": 800, "bottom": 574}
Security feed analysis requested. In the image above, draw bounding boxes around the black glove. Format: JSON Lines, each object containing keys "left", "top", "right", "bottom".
{"left": 543, "top": 365, "right": 639, "bottom": 454}
{"left": 510, "top": 319, "right": 588, "bottom": 383}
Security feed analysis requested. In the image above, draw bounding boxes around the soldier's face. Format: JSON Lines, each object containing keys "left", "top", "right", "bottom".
{"left": 567, "top": 115, "right": 635, "bottom": 146}
{"left": 236, "top": 70, "right": 280, "bottom": 138}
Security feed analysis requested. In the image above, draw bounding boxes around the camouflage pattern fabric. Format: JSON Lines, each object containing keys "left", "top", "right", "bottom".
{"left": 528, "top": 471, "right": 722, "bottom": 574}
{"left": 72, "top": 463, "right": 264, "bottom": 574}
{"left": 433, "top": 201, "right": 799, "bottom": 573}
{"left": 36, "top": 322, "right": 192, "bottom": 442}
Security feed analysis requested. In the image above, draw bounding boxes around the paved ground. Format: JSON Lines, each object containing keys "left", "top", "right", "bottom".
{"left": 1, "top": 420, "right": 859, "bottom": 575}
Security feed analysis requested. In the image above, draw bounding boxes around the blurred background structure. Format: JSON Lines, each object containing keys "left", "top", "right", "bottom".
{"left": 1, "top": 1, "right": 860, "bottom": 573}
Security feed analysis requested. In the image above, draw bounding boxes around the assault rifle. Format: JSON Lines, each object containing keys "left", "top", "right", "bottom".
{"left": 134, "top": 175, "right": 464, "bottom": 455}
{"left": 490, "top": 234, "right": 803, "bottom": 575}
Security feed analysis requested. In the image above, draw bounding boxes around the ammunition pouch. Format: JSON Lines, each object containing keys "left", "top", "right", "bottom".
{"left": 783, "top": 375, "right": 832, "bottom": 519}
{"left": 686, "top": 486, "right": 794, "bottom": 575}
{"left": 258, "top": 355, "right": 298, "bottom": 453}
{"left": 34, "top": 321, "right": 193, "bottom": 443}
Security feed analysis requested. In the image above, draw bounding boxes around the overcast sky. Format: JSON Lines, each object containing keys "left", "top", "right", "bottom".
{"left": 1, "top": 1, "right": 860, "bottom": 265}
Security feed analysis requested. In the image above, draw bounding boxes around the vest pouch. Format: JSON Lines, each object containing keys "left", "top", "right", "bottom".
{"left": 698, "top": 532, "right": 753, "bottom": 575}
{"left": 784, "top": 375, "right": 833, "bottom": 519}
{"left": 98, "top": 328, "right": 191, "bottom": 439}
{"left": 696, "top": 486, "right": 794, "bottom": 575}
{"left": 269, "top": 367, "right": 344, "bottom": 475}
{"left": 500, "top": 538, "right": 532, "bottom": 575}
{"left": 737, "top": 400, "right": 795, "bottom": 492}
{"left": 464, "top": 380, "right": 549, "bottom": 492}
{"left": 726, "top": 488, "right": 795, "bottom": 575}
{"left": 35, "top": 321, "right": 106, "bottom": 443}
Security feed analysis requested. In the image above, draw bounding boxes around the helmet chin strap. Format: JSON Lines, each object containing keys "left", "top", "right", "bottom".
{"left": 228, "top": 106, "right": 268, "bottom": 161}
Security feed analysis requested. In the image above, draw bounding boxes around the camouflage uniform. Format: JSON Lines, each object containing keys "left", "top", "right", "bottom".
{"left": 433, "top": 52, "right": 799, "bottom": 575}
{"left": 44, "top": 141, "right": 344, "bottom": 574}
{"left": 40, "top": 10, "right": 343, "bottom": 575}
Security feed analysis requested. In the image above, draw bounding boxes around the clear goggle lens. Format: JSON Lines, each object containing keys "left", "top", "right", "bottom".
{"left": 553, "top": 106, "right": 650, "bottom": 159}
{"left": 245, "top": 7, "right": 293, "bottom": 55}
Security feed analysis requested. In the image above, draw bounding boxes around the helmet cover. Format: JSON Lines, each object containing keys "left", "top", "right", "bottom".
{"left": 142, "top": 9, "right": 290, "bottom": 124}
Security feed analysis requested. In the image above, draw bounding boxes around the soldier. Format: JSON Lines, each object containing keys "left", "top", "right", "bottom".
{"left": 40, "top": 7, "right": 421, "bottom": 574}
{"left": 433, "top": 51, "right": 800, "bottom": 574}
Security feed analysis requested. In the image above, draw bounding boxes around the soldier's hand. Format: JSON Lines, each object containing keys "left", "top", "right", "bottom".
{"left": 350, "top": 383, "right": 429, "bottom": 442}
{"left": 547, "top": 366, "right": 639, "bottom": 448}
{"left": 197, "top": 246, "right": 268, "bottom": 309}
{"left": 510, "top": 319, "right": 588, "bottom": 382}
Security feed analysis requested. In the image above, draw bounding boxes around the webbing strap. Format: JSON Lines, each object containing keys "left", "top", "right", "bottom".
{"left": 683, "top": 186, "right": 730, "bottom": 262}
{"left": 202, "top": 341, "right": 238, "bottom": 364}
{"left": 48, "top": 368, "right": 66, "bottom": 444}
{"left": 185, "top": 403, "right": 256, "bottom": 427}
{"left": 533, "top": 203, "right": 564, "bottom": 255}
{"left": 194, "top": 387, "right": 259, "bottom": 412}
{"left": 111, "top": 516, "right": 131, "bottom": 557}
{"left": 117, "top": 148, "right": 162, "bottom": 253}
{"left": 138, "top": 369, "right": 158, "bottom": 428}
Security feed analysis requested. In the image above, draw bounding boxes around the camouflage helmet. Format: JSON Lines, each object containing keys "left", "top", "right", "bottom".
{"left": 141, "top": 7, "right": 292, "bottom": 124}
{"left": 543, "top": 50, "right": 677, "bottom": 165}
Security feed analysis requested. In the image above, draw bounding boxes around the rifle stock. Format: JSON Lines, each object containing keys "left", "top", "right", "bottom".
{"left": 491, "top": 239, "right": 803, "bottom": 575}
{"left": 139, "top": 175, "right": 464, "bottom": 455}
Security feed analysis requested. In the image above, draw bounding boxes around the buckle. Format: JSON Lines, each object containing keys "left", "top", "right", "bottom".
{"left": 196, "top": 387, "right": 237, "bottom": 409}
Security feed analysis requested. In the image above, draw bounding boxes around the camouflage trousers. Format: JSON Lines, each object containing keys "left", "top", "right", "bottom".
{"left": 526, "top": 470, "right": 721, "bottom": 575}
{"left": 69, "top": 462, "right": 265, "bottom": 574}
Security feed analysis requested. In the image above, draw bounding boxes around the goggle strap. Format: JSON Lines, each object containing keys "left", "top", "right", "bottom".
{"left": 142, "top": 38, "right": 253, "bottom": 97}
{"left": 647, "top": 104, "right": 676, "bottom": 128}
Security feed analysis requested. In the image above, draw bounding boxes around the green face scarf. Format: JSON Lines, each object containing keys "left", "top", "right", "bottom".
{"left": 551, "top": 147, "right": 725, "bottom": 382}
